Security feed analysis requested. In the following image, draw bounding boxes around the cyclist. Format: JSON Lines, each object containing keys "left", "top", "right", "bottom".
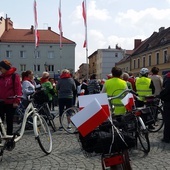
{"left": 135, "top": 68, "right": 155, "bottom": 107}
{"left": 57, "top": 69, "right": 76, "bottom": 130}
{"left": 101, "top": 67, "right": 128, "bottom": 116}
{"left": 159, "top": 72, "right": 170, "bottom": 143}
{"left": 0, "top": 60, "right": 22, "bottom": 135}
{"left": 150, "top": 67, "right": 163, "bottom": 97}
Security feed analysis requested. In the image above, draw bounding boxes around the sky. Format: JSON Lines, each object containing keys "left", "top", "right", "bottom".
{"left": 1, "top": 0, "right": 170, "bottom": 71}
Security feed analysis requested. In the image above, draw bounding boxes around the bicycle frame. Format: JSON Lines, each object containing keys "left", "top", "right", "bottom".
{"left": 0, "top": 100, "right": 39, "bottom": 144}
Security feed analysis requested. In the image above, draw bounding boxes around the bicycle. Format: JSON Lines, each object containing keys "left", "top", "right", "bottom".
{"left": 60, "top": 106, "right": 79, "bottom": 134}
{"left": 75, "top": 90, "right": 137, "bottom": 169}
{"left": 0, "top": 94, "right": 52, "bottom": 160}
{"left": 142, "top": 95, "right": 164, "bottom": 133}
{"left": 36, "top": 102, "right": 58, "bottom": 132}
{"left": 110, "top": 89, "right": 150, "bottom": 153}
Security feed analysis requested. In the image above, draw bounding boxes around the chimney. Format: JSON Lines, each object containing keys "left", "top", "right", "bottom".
{"left": 159, "top": 27, "right": 165, "bottom": 33}
{"left": 134, "top": 39, "right": 141, "bottom": 49}
{"left": 31, "top": 25, "right": 34, "bottom": 34}
{"left": 5, "top": 14, "right": 13, "bottom": 31}
{"left": 48, "top": 27, "right": 51, "bottom": 30}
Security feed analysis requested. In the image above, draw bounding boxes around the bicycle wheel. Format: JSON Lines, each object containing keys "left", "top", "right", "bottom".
{"left": 61, "top": 107, "right": 79, "bottom": 134}
{"left": 33, "top": 115, "right": 52, "bottom": 154}
{"left": 137, "top": 117, "right": 150, "bottom": 153}
{"left": 148, "top": 106, "right": 164, "bottom": 133}
{"left": 40, "top": 104, "right": 57, "bottom": 132}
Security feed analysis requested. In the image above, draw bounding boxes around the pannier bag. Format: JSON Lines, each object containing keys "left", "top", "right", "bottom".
{"left": 77, "top": 122, "right": 136, "bottom": 156}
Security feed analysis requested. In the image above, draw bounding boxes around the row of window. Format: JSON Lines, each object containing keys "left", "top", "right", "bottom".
{"left": 20, "top": 64, "right": 54, "bottom": 72}
{"left": 6, "top": 51, "right": 55, "bottom": 59}
{"left": 132, "top": 50, "right": 168, "bottom": 69}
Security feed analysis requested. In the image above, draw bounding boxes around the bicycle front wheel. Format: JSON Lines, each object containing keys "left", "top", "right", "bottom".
{"left": 33, "top": 115, "right": 52, "bottom": 154}
{"left": 61, "top": 107, "right": 79, "bottom": 134}
{"left": 148, "top": 106, "right": 164, "bottom": 133}
{"left": 137, "top": 117, "right": 150, "bottom": 153}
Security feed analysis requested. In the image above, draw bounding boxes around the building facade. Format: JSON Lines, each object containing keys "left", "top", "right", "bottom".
{"left": 0, "top": 16, "right": 76, "bottom": 77}
{"left": 130, "top": 27, "right": 170, "bottom": 76}
{"left": 88, "top": 46, "right": 125, "bottom": 79}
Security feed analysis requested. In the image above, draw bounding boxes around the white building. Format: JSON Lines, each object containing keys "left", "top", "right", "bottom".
{"left": 0, "top": 16, "right": 76, "bottom": 77}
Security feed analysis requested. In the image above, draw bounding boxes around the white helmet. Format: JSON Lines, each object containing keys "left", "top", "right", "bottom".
{"left": 140, "top": 68, "right": 149, "bottom": 75}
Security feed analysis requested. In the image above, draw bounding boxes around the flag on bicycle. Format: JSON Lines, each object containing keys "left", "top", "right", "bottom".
{"left": 78, "top": 93, "right": 110, "bottom": 116}
{"left": 71, "top": 98, "right": 109, "bottom": 137}
{"left": 121, "top": 93, "right": 135, "bottom": 111}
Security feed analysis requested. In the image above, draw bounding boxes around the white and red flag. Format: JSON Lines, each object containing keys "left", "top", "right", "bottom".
{"left": 78, "top": 93, "right": 110, "bottom": 117}
{"left": 82, "top": 0, "right": 87, "bottom": 48}
{"left": 34, "top": 0, "right": 39, "bottom": 47}
{"left": 58, "top": 0, "right": 62, "bottom": 48}
{"left": 121, "top": 93, "right": 135, "bottom": 111}
{"left": 71, "top": 98, "right": 109, "bottom": 137}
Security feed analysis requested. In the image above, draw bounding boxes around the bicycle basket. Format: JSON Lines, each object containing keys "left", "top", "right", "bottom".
{"left": 33, "top": 90, "right": 49, "bottom": 105}
{"left": 77, "top": 122, "right": 136, "bottom": 157}
{"left": 140, "top": 107, "right": 155, "bottom": 126}
{"left": 121, "top": 113, "right": 137, "bottom": 132}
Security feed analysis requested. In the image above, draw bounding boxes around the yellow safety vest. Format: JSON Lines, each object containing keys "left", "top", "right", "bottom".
{"left": 105, "top": 78, "right": 127, "bottom": 115}
{"left": 136, "top": 77, "right": 152, "bottom": 101}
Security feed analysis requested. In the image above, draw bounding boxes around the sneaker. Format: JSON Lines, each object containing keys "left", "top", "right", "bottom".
{"left": 67, "top": 126, "right": 72, "bottom": 131}
{"left": 58, "top": 126, "right": 63, "bottom": 131}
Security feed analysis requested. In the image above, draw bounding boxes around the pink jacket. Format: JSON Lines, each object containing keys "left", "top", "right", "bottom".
{"left": 0, "top": 67, "right": 22, "bottom": 104}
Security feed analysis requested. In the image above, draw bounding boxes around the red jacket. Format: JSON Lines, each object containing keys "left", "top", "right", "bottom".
{"left": 0, "top": 67, "right": 22, "bottom": 104}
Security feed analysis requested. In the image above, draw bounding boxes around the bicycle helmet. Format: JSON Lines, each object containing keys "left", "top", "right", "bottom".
{"left": 140, "top": 68, "right": 149, "bottom": 75}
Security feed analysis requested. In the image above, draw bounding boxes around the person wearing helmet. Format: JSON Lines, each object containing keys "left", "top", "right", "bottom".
{"left": 135, "top": 68, "right": 155, "bottom": 107}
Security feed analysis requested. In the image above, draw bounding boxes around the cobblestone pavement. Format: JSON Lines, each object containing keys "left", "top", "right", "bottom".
{"left": 0, "top": 115, "right": 170, "bottom": 170}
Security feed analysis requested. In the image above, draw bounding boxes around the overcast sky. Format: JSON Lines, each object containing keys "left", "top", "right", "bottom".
{"left": 1, "top": 0, "right": 170, "bottom": 71}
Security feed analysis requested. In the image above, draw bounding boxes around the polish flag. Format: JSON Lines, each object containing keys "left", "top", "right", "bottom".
{"left": 71, "top": 98, "right": 109, "bottom": 137}
{"left": 121, "top": 93, "right": 135, "bottom": 111}
{"left": 78, "top": 93, "right": 110, "bottom": 117}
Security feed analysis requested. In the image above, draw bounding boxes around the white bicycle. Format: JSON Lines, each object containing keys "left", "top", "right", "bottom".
{"left": 0, "top": 94, "right": 52, "bottom": 160}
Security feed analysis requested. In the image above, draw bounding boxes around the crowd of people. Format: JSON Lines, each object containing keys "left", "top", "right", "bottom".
{"left": 0, "top": 59, "right": 170, "bottom": 143}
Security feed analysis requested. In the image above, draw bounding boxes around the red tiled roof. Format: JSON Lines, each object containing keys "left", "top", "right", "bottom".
{"left": 0, "top": 28, "right": 75, "bottom": 45}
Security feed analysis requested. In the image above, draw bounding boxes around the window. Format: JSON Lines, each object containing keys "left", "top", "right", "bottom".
{"left": 133, "top": 59, "right": 136, "bottom": 69}
{"left": 143, "top": 57, "right": 145, "bottom": 67}
{"left": 48, "top": 65, "right": 54, "bottom": 72}
{"left": 34, "top": 64, "right": 40, "bottom": 72}
{"left": 163, "top": 50, "right": 167, "bottom": 63}
{"left": 35, "top": 51, "right": 40, "bottom": 58}
{"left": 148, "top": 55, "right": 151, "bottom": 66}
{"left": 20, "top": 64, "right": 26, "bottom": 71}
{"left": 20, "top": 51, "right": 25, "bottom": 58}
{"left": 156, "top": 52, "right": 159, "bottom": 64}
{"left": 115, "top": 53, "right": 118, "bottom": 57}
{"left": 6, "top": 51, "right": 11, "bottom": 58}
{"left": 137, "top": 58, "right": 140, "bottom": 68}
{"left": 48, "top": 51, "right": 54, "bottom": 59}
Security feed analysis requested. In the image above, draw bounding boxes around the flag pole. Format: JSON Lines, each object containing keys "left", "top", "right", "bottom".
{"left": 58, "top": 0, "right": 62, "bottom": 72}
{"left": 34, "top": 0, "right": 39, "bottom": 76}
{"left": 82, "top": 0, "right": 88, "bottom": 79}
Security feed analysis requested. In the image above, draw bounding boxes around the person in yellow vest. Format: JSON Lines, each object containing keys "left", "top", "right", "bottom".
{"left": 101, "top": 67, "right": 128, "bottom": 115}
{"left": 135, "top": 68, "right": 155, "bottom": 107}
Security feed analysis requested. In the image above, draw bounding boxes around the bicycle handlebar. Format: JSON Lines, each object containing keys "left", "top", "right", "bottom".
{"left": 107, "top": 89, "right": 138, "bottom": 101}
{"left": 7, "top": 95, "right": 23, "bottom": 99}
